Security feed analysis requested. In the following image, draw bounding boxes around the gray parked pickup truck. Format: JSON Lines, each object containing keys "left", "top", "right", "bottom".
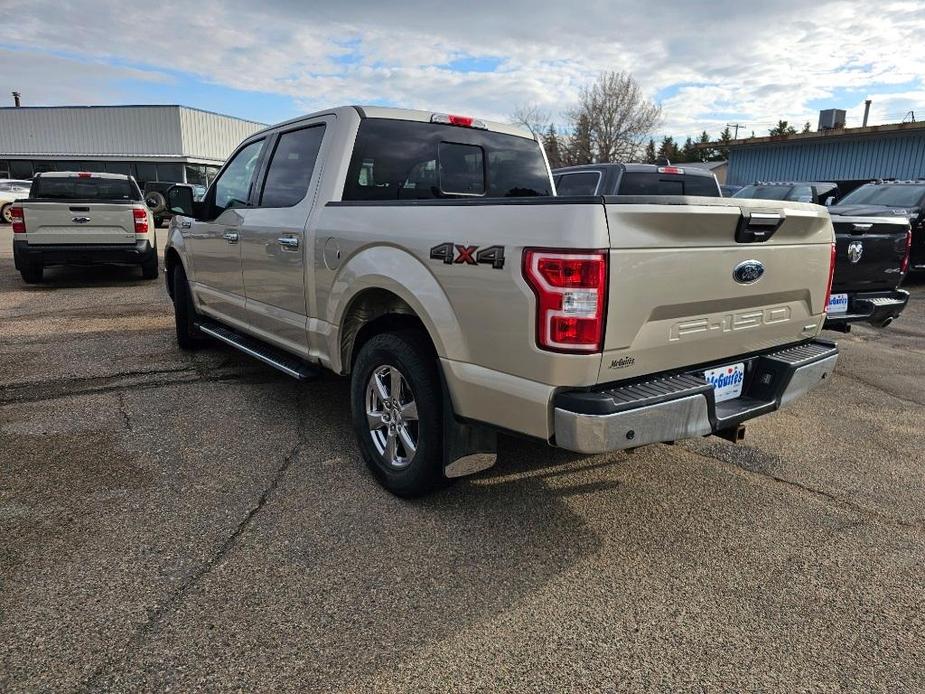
{"left": 553, "top": 162, "right": 722, "bottom": 197}
{"left": 11, "top": 171, "right": 158, "bottom": 283}
{"left": 163, "top": 105, "right": 838, "bottom": 496}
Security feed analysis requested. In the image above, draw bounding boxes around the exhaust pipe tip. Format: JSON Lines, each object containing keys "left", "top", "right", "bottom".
{"left": 876, "top": 317, "right": 894, "bottom": 329}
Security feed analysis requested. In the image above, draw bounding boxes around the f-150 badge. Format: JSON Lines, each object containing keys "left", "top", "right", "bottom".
{"left": 430, "top": 243, "right": 505, "bottom": 269}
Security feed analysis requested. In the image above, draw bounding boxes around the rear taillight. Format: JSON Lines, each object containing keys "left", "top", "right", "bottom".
{"left": 900, "top": 226, "right": 912, "bottom": 274}
{"left": 823, "top": 240, "right": 836, "bottom": 312}
{"left": 10, "top": 206, "right": 25, "bottom": 234}
{"left": 523, "top": 249, "right": 608, "bottom": 353}
{"left": 132, "top": 207, "right": 149, "bottom": 234}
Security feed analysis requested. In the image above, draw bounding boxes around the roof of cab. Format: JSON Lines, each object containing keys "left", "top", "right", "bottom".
{"left": 250, "top": 105, "right": 536, "bottom": 141}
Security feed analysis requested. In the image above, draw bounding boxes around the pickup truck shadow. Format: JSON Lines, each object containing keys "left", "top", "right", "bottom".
{"left": 25, "top": 264, "right": 151, "bottom": 289}
{"left": 206, "top": 372, "right": 614, "bottom": 690}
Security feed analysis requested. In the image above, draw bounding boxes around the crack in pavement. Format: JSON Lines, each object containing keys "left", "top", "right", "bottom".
{"left": 117, "top": 392, "right": 133, "bottom": 432}
{"left": 0, "top": 366, "right": 276, "bottom": 405}
{"left": 76, "top": 388, "right": 310, "bottom": 692}
{"left": 683, "top": 445, "right": 925, "bottom": 535}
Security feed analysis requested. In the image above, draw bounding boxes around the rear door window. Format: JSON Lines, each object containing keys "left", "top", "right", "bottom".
{"left": 31, "top": 176, "right": 140, "bottom": 201}
{"left": 260, "top": 125, "right": 326, "bottom": 207}
{"left": 618, "top": 173, "right": 719, "bottom": 196}
{"left": 556, "top": 171, "right": 601, "bottom": 195}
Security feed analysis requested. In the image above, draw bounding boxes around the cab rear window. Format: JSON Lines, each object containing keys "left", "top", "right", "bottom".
{"left": 31, "top": 176, "right": 140, "bottom": 201}
{"left": 617, "top": 173, "right": 720, "bottom": 197}
{"left": 343, "top": 118, "right": 551, "bottom": 200}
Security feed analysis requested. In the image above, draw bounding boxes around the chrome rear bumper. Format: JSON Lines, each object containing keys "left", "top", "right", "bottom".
{"left": 554, "top": 340, "right": 838, "bottom": 455}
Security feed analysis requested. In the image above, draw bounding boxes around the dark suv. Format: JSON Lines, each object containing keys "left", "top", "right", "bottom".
{"left": 552, "top": 163, "right": 722, "bottom": 197}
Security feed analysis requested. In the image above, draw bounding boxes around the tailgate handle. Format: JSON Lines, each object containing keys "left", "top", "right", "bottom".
{"left": 69, "top": 206, "right": 90, "bottom": 212}
{"left": 736, "top": 210, "right": 785, "bottom": 243}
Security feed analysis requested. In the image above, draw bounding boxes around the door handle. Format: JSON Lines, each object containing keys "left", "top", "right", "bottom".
{"left": 278, "top": 235, "right": 300, "bottom": 249}
{"left": 222, "top": 231, "right": 239, "bottom": 244}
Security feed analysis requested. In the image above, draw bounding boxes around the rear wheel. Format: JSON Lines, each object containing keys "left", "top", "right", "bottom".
{"left": 1, "top": 203, "right": 11, "bottom": 224}
{"left": 351, "top": 331, "right": 444, "bottom": 497}
{"left": 172, "top": 262, "right": 205, "bottom": 350}
{"left": 20, "top": 264, "right": 43, "bottom": 284}
{"left": 141, "top": 254, "right": 159, "bottom": 280}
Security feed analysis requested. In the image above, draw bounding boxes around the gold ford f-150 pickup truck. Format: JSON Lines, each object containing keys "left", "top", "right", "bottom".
{"left": 162, "top": 105, "right": 838, "bottom": 496}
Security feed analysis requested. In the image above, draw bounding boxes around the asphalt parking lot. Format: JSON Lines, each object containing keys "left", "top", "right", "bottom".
{"left": 1, "top": 229, "right": 924, "bottom": 692}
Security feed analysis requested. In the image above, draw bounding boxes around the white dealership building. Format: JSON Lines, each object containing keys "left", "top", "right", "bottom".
{"left": 0, "top": 105, "right": 265, "bottom": 186}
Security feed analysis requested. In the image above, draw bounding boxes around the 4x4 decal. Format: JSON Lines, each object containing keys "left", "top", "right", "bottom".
{"left": 429, "top": 243, "right": 505, "bottom": 269}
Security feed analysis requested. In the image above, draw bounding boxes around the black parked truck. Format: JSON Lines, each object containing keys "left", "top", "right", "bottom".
{"left": 735, "top": 180, "right": 912, "bottom": 331}
{"left": 552, "top": 162, "right": 722, "bottom": 197}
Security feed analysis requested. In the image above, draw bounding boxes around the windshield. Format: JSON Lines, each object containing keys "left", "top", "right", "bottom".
{"left": 733, "top": 184, "right": 814, "bottom": 202}
{"left": 617, "top": 172, "right": 720, "bottom": 196}
{"left": 31, "top": 176, "right": 140, "bottom": 201}
{"left": 734, "top": 185, "right": 792, "bottom": 201}
{"left": 837, "top": 184, "right": 925, "bottom": 208}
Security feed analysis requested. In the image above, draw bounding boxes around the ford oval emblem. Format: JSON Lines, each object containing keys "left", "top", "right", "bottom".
{"left": 733, "top": 260, "right": 764, "bottom": 284}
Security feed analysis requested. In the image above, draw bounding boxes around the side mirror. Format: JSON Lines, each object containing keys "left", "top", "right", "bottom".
{"left": 166, "top": 185, "right": 196, "bottom": 218}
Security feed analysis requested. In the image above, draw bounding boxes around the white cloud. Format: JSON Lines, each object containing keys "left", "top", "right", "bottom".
{"left": 3, "top": 0, "right": 924, "bottom": 140}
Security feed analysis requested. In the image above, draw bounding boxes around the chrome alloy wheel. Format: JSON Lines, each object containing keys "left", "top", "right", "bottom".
{"left": 365, "top": 364, "right": 419, "bottom": 469}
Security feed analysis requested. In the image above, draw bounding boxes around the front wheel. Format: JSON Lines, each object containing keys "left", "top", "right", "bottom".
{"left": 171, "top": 262, "right": 206, "bottom": 350}
{"left": 350, "top": 331, "right": 444, "bottom": 497}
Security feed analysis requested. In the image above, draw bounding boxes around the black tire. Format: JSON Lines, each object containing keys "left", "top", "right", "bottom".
{"left": 1, "top": 203, "right": 11, "bottom": 224}
{"left": 350, "top": 331, "right": 444, "bottom": 497}
{"left": 145, "top": 191, "right": 167, "bottom": 215}
{"left": 171, "top": 262, "right": 205, "bottom": 350}
{"left": 141, "top": 254, "right": 159, "bottom": 280}
{"left": 20, "top": 264, "right": 43, "bottom": 284}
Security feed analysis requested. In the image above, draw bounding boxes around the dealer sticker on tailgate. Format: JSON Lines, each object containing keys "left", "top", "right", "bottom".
{"left": 826, "top": 293, "right": 848, "bottom": 314}
{"left": 704, "top": 362, "right": 745, "bottom": 403}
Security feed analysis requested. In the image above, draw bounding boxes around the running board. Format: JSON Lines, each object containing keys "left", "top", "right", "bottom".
{"left": 195, "top": 321, "right": 320, "bottom": 380}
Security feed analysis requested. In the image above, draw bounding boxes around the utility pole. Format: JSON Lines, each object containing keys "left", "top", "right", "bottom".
{"left": 726, "top": 122, "right": 742, "bottom": 139}
{"left": 12, "top": 91, "right": 21, "bottom": 107}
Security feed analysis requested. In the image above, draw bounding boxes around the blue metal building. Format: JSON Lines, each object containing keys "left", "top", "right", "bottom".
{"left": 725, "top": 121, "right": 925, "bottom": 186}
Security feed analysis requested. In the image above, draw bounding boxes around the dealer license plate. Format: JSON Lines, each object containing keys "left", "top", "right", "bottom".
{"left": 826, "top": 293, "right": 848, "bottom": 314}
{"left": 704, "top": 362, "right": 745, "bottom": 403}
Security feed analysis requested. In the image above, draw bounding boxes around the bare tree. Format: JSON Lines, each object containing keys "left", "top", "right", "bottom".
{"left": 510, "top": 103, "right": 551, "bottom": 137}
{"left": 566, "top": 71, "right": 661, "bottom": 162}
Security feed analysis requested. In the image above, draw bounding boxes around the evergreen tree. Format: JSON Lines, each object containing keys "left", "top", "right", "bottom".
{"left": 769, "top": 120, "right": 798, "bottom": 136}
{"left": 697, "top": 130, "right": 714, "bottom": 161}
{"left": 644, "top": 138, "right": 657, "bottom": 164}
{"left": 802, "top": 121, "right": 812, "bottom": 133}
{"left": 571, "top": 113, "right": 594, "bottom": 164}
{"left": 543, "top": 124, "right": 563, "bottom": 169}
{"left": 680, "top": 136, "right": 698, "bottom": 162}
{"left": 657, "top": 136, "right": 679, "bottom": 162}
{"left": 715, "top": 126, "right": 733, "bottom": 160}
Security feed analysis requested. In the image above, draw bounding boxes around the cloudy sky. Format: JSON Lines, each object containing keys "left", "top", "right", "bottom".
{"left": 3, "top": 0, "right": 924, "bottom": 141}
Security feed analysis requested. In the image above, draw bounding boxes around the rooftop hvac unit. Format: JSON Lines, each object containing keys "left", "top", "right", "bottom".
{"left": 818, "top": 109, "right": 846, "bottom": 131}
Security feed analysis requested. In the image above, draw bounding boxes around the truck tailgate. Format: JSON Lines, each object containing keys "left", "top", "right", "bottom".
{"left": 830, "top": 216, "right": 910, "bottom": 292}
{"left": 599, "top": 197, "right": 832, "bottom": 383}
{"left": 22, "top": 202, "right": 137, "bottom": 245}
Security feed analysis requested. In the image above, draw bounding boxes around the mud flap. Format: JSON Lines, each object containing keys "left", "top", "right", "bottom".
{"left": 439, "top": 365, "right": 498, "bottom": 478}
